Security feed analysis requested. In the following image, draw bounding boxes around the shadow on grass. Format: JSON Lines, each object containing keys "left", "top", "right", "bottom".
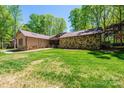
{"left": 88, "top": 49, "right": 124, "bottom": 60}
{"left": 111, "top": 50, "right": 124, "bottom": 60}
{"left": 6, "top": 49, "right": 24, "bottom": 52}
{"left": 88, "top": 51, "right": 111, "bottom": 59}
{"left": 96, "top": 56, "right": 110, "bottom": 59}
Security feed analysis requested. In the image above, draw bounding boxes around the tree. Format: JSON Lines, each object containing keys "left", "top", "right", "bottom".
{"left": 100, "top": 6, "right": 113, "bottom": 31}
{"left": 69, "top": 5, "right": 124, "bottom": 31}
{"left": 8, "top": 5, "right": 22, "bottom": 48}
{"left": 0, "top": 6, "right": 13, "bottom": 49}
{"left": 69, "top": 6, "right": 104, "bottom": 31}
{"left": 21, "top": 24, "right": 31, "bottom": 31}
{"left": 26, "top": 14, "right": 67, "bottom": 36}
{"left": 69, "top": 8, "right": 81, "bottom": 31}
{"left": 113, "top": 6, "right": 124, "bottom": 30}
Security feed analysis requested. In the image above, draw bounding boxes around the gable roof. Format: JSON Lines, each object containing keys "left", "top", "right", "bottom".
{"left": 60, "top": 28, "right": 103, "bottom": 38}
{"left": 18, "top": 30, "right": 50, "bottom": 40}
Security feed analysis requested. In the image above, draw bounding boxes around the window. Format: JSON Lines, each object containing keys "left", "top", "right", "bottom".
{"left": 19, "top": 38, "right": 23, "bottom": 46}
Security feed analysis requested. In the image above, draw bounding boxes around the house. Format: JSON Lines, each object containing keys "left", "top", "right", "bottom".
{"left": 16, "top": 30, "right": 50, "bottom": 50}
{"left": 59, "top": 28, "right": 103, "bottom": 49}
{"left": 16, "top": 28, "right": 103, "bottom": 50}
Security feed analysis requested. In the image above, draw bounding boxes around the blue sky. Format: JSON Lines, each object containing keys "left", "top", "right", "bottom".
{"left": 21, "top": 5, "right": 81, "bottom": 31}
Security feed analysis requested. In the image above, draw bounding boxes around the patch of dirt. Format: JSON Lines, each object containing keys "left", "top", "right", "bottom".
{"left": 41, "top": 57, "right": 71, "bottom": 74}
{"left": 31, "top": 59, "right": 44, "bottom": 65}
{"left": 12, "top": 54, "right": 28, "bottom": 60}
{"left": 0, "top": 54, "right": 28, "bottom": 62}
{"left": 24, "top": 48, "right": 52, "bottom": 53}
{"left": 3, "top": 48, "right": 52, "bottom": 54}
{"left": 0, "top": 63, "right": 33, "bottom": 87}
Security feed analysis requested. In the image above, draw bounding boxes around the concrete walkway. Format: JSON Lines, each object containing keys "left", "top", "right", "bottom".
{"left": 0, "top": 48, "right": 52, "bottom": 54}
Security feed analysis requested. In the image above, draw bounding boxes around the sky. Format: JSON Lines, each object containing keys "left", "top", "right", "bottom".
{"left": 21, "top": 5, "right": 81, "bottom": 32}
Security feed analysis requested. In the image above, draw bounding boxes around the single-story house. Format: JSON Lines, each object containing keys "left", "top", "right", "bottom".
{"left": 59, "top": 28, "right": 103, "bottom": 49}
{"left": 16, "top": 30, "right": 50, "bottom": 50}
{"left": 16, "top": 28, "right": 103, "bottom": 50}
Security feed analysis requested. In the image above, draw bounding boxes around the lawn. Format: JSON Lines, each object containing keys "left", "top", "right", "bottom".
{"left": 0, "top": 49, "right": 124, "bottom": 88}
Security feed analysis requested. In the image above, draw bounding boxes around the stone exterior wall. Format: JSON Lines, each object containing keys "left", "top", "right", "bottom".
{"left": 59, "top": 34, "right": 101, "bottom": 49}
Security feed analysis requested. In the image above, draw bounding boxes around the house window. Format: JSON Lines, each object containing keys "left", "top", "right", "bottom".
{"left": 19, "top": 38, "right": 23, "bottom": 46}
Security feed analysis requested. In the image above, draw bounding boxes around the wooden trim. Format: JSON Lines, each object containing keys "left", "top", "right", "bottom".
{"left": 25, "top": 37, "right": 28, "bottom": 50}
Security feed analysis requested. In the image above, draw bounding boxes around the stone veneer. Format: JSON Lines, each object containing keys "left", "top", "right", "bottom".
{"left": 59, "top": 34, "right": 101, "bottom": 49}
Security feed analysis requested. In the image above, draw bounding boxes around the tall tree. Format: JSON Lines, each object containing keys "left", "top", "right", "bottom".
{"left": 0, "top": 6, "right": 13, "bottom": 49}
{"left": 69, "top": 8, "right": 81, "bottom": 31}
{"left": 25, "top": 14, "right": 67, "bottom": 36}
{"left": 100, "top": 6, "right": 112, "bottom": 31}
{"left": 9, "top": 5, "right": 22, "bottom": 48}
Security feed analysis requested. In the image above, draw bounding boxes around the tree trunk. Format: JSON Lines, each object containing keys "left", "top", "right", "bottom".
{"left": 119, "top": 6, "right": 122, "bottom": 31}
{"left": 13, "top": 21, "right": 17, "bottom": 49}
{"left": 103, "top": 6, "right": 106, "bottom": 32}
{"left": 119, "top": 6, "right": 123, "bottom": 45}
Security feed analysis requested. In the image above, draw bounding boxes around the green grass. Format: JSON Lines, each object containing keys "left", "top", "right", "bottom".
{"left": 0, "top": 52, "right": 5, "bottom": 57}
{"left": 0, "top": 49, "right": 124, "bottom": 87}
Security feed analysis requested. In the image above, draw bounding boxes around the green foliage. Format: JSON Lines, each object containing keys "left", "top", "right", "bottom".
{"left": 21, "top": 24, "right": 31, "bottom": 31}
{"left": 8, "top": 5, "right": 22, "bottom": 48}
{"left": 8, "top": 5, "right": 22, "bottom": 31}
{"left": 0, "top": 6, "right": 14, "bottom": 49}
{"left": 0, "top": 5, "right": 22, "bottom": 49}
{"left": 69, "top": 5, "right": 124, "bottom": 31}
{"left": 23, "top": 14, "right": 67, "bottom": 36}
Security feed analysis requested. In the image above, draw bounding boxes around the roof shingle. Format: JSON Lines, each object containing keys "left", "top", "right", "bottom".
{"left": 19, "top": 30, "right": 50, "bottom": 40}
{"left": 60, "top": 29, "right": 103, "bottom": 38}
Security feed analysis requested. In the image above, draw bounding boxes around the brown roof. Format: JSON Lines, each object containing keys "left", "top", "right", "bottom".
{"left": 49, "top": 32, "right": 67, "bottom": 40}
{"left": 60, "top": 29, "right": 103, "bottom": 38}
{"left": 19, "top": 30, "right": 50, "bottom": 40}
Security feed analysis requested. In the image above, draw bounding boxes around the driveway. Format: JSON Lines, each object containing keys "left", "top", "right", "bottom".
{"left": 0, "top": 48, "right": 52, "bottom": 54}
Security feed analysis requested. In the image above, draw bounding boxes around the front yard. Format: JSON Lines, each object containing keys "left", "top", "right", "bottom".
{"left": 0, "top": 49, "right": 124, "bottom": 88}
